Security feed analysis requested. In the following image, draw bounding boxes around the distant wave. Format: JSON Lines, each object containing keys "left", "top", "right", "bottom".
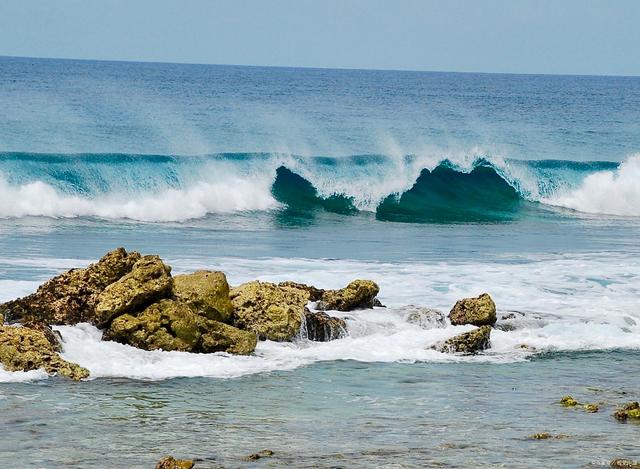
{"left": 0, "top": 151, "right": 635, "bottom": 222}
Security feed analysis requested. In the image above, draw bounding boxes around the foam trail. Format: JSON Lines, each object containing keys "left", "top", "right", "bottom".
{"left": 544, "top": 154, "right": 640, "bottom": 216}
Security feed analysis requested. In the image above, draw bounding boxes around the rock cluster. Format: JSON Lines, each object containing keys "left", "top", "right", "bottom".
{"left": 0, "top": 248, "right": 384, "bottom": 379}
{"left": 614, "top": 402, "right": 640, "bottom": 422}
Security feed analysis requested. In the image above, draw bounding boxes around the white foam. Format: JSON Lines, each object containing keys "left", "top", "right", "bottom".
{"left": 0, "top": 365, "right": 49, "bottom": 383}
{"left": 544, "top": 154, "right": 640, "bottom": 216}
{"left": 0, "top": 173, "right": 278, "bottom": 222}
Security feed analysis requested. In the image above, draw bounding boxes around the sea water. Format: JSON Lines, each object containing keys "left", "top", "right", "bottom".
{"left": 0, "top": 56, "right": 639, "bottom": 467}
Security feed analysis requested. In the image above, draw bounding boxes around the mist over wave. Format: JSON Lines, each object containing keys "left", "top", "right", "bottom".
{"left": 0, "top": 151, "right": 635, "bottom": 222}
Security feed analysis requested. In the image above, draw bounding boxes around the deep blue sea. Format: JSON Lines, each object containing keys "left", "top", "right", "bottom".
{"left": 1, "top": 56, "right": 639, "bottom": 468}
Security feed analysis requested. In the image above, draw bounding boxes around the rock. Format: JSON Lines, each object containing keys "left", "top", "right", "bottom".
{"left": 230, "top": 281, "right": 307, "bottom": 341}
{"left": 316, "top": 280, "right": 380, "bottom": 312}
{"left": 94, "top": 255, "right": 173, "bottom": 327}
{"left": 614, "top": 402, "right": 640, "bottom": 421}
{"left": 173, "top": 271, "right": 233, "bottom": 322}
{"left": 246, "top": 450, "right": 274, "bottom": 461}
{"left": 278, "top": 281, "right": 325, "bottom": 302}
{"left": 583, "top": 403, "right": 599, "bottom": 413}
{"left": 155, "top": 456, "right": 195, "bottom": 469}
{"left": 0, "top": 324, "right": 89, "bottom": 380}
{"left": 0, "top": 248, "right": 140, "bottom": 325}
{"left": 304, "top": 311, "right": 347, "bottom": 341}
{"left": 435, "top": 325, "right": 491, "bottom": 354}
{"left": 529, "top": 433, "right": 569, "bottom": 440}
{"left": 560, "top": 396, "right": 578, "bottom": 407}
{"left": 104, "top": 300, "right": 256, "bottom": 355}
{"left": 405, "top": 307, "right": 446, "bottom": 329}
{"left": 611, "top": 459, "right": 640, "bottom": 469}
{"left": 449, "top": 293, "right": 497, "bottom": 326}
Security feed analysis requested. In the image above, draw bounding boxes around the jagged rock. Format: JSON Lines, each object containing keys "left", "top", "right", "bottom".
{"left": 246, "top": 450, "right": 274, "bottom": 461}
{"left": 611, "top": 459, "right": 640, "bottom": 469}
{"left": 304, "top": 311, "right": 347, "bottom": 341}
{"left": 94, "top": 255, "right": 173, "bottom": 327}
{"left": 0, "top": 248, "right": 140, "bottom": 325}
{"left": 173, "top": 271, "right": 233, "bottom": 322}
{"left": 155, "top": 456, "right": 194, "bottom": 469}
{"left": 449, "top": 293, "right": 497, "bottom": 326}
{"left": 614, "top": 402, "right": 640, "bottom": 421}
{"left": 0, "top": 324, "right": 89, "bottom": 380}
{"left": 230, "top": 281, "right": 307, "bottom": 341}
{"left": 435, "top": 325, "right": 492, "bottom": 354}
{"left": 278, "top": 281, "right": 325, "bottom": 301}
{"left": 103, "top": 300, "right": 256, "bottom": 355}
{"left": 316, "top": 280, "right": 380, "bottom": 312}
{"left": 560, "top": 396, "right": 578, "bottom": 407}
{"left": 405, "top": 307, "right": 446, "bottom": 329}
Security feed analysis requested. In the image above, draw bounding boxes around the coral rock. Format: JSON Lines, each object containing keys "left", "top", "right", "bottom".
{"left": 449, "top": 293, "right": 497, "bottom": 326}
{"left": 173, "top": 270, "right": 233, "bottom": 322}
{"left": 0, "top": 248, "right": 140, "bottom": 325}
{"left": 230, "top": 281, "right": 307, "bottom": 341}
{"left": 316, "top": 280, "right": 380, "bottom": 312}
{"left": 155, "top": 456, "right": 195, "bottom": 469}
{"left": 435, "top": 325, "right": 491, "bottom": 354}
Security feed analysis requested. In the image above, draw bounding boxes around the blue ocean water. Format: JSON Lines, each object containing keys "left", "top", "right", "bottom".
{"left": 1, "top": 56, "right": 639, "bottom": 467}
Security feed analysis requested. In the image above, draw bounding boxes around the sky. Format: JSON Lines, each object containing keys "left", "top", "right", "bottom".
{"left": 1, "top": 0, "right": 639, "bottom": 76}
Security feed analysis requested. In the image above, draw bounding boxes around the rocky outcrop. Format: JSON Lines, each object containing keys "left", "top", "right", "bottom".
{"left": 435, "top": 325, "right": 491, "bottom": 354}
{"left": 104, "top": 300, "right": 256, "bottom": 355}
{"left": 0, "top": 324, "right": 89, "bottom": 380}
{"left": 316, "top": 280, "right": 380, "bottom": 311}
{"left": 449, "top": 293, "right": 496, "bottom": 326}
{"left": 173, "top": 271, "right": 233, "bottom": 322}
{"left": 0, "top": 248, "right": 140, "bottom": 325}
{"left": 405, "top": 307, "right": 446, "bottom": 329}
{"left": 304, "top": 311, "right": 347, "bottom": 341}
{"left": 94, "top": 255, "right": 173, "bottom": 327}
{"left": 278, "top": 281, "right": 325, "bottom": 301}
{"left": 155, "top": 456, "right": 195, "bottom": 469}
{"left": 230, "top": 281, "right": 307, "bottom": 341}
{"left": 614, "top": 402, "right": 640, "bottom": 422}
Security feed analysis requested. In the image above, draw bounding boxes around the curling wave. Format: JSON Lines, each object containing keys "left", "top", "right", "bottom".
{"left": 0, "top": 151, "right": 636, "bottom": 222}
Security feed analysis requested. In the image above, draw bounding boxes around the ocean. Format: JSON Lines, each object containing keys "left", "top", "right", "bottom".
{"left": 0, "top": 56, "right": 639, "bottom": 467}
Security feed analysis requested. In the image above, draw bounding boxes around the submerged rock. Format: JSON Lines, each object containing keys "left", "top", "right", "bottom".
{"left": 0, "top": 248, "right": 140, "bottom": 325}
{"left": 173, "top": 270, "right": 233, "bottom": 322}
{"left": 0, "top": 324, "right": 89, "bottom": 380}
{"left": 94, "top": 255, "right": 173, "bottom": 327}
{"left": 155, "top": 456, "right": 195, "bottom": 469}
{"left": 610, "top": 459, "right": 640, "bottom": 469}
{"left": 449, "top": 293, "right": 497, "bottom": 327}
{"left": 435, "top": 325, "right": 492, "bottom": 354}
{"left": 104, "top": 299, "right": 256, "bottom": 355}
{"left": 230, "top": 281, "right": 307, "bottom": 341}
{"left": 316, "top": 280, "right": 380, "bottom": 312}
{"left": 560, "top": 396, "right": 578, "bottom": 407}
{"left": 304, "top": 311, "right": 347, "bottom": 341}
{"left": 529, "top": 433, "right": 569, "bottom": 440}
{"left": 405, "top": 307, "right": 446, "bottom": 329}
{"left": 246, "top": 450, "right": 274, "bottom": 461}
{"left": 583, "top": 403, "right": 599, "bottom": 413}
{"left": 614, "top": 402, "right": 640, "bottom": 422}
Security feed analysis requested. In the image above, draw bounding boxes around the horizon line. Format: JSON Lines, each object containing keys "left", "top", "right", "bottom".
{"left": 1, "top": 54, "right": 638, "bottom": 79}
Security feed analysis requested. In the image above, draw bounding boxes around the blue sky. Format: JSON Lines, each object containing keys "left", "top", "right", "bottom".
{"left": 1, "top": 0, "right": 639, "bottom": 75}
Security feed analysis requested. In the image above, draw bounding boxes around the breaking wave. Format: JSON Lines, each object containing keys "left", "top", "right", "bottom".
{"left": 0, "top": 151, "right": 636, "bottom": 223}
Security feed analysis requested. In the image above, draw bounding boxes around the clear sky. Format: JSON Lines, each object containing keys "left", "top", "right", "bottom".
{"left": 1, "top": 0, "right": 639, "bottom": 76}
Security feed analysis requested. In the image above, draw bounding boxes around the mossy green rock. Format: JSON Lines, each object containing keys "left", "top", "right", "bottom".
{"left": 173, "top": 271, "right": 233, "bottom": 322}
{"left": 94, "top": 255, "right": 173, "bottom": 327}
{"left": 155, "top": 456, "right": 195, "bottom": 469}
{"left": 104, "top": 299, "right": 256, "bottom": 355}
{"left": 614, "top": 402, "right": 640, "bottom": 421}
{"left": 0, "top": 248, "right": 140, "bottom": 325}
{"left": 435, "top": 325, "right": 492, "bottom": 354}
{"left": 230, "top": 281, "right": 307, "bottom": 341}
{"left": 0, "top": 324, "right": 89, "bottom": 380}
{"left": 316, "top": 280, "right": 380, "bottom": 312}
{"left": 449, "top": 293, "right": 497, "bottom": 326}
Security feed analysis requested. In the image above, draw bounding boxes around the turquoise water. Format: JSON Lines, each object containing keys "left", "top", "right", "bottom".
{"left": 0, "top": 56, "right": 639, "bottom": 467}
